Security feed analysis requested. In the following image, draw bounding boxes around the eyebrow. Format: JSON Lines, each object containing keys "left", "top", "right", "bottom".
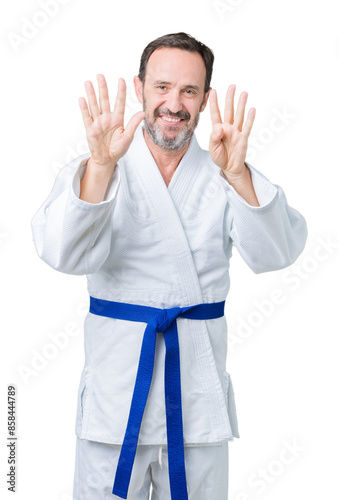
{"left": 153, "top": 80, "right": 200, "bottom": 91}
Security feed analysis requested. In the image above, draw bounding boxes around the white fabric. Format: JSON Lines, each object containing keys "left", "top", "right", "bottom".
{"left": 31, "top": 125, "right": 308, "bottom": 446}
{"left": 72, "top": 437, "right": 228, "bottom": 500}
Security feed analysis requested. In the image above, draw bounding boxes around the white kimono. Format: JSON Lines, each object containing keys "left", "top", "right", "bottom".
{"left": 31, "top": 125, "right": 307, "bottom": 447}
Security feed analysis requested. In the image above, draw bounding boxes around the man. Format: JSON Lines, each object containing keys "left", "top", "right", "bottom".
{"left": 31, "top": 32, "right": 307, "bottom": 500}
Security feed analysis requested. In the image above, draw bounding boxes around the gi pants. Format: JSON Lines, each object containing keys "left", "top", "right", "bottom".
{"left": 72, "top": 437, "right": 229, "bottom": 499}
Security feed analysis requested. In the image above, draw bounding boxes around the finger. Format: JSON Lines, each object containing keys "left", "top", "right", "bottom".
{"left": 97, "top": 74, "right": 111, "bottom": 113}
{"left": 113, "top": 78, "right": 126, "bottom": 117}
{"left": 223, "top": 84, "right": 236, "bottom": 124}
{"left": 233, "top": 91, "right": 248, "bottom": 130}
{"left": 84, "top": 80, "right": 100, "bottom": 119}
{"left": 78, "top": 96, "right": 93, "bottom": 129}
{"left": 209, "top": 89, "right": 222, "bottom": 126}
{"left": 125, "top": 110, "right": 145, "bottom": 140}
{"left": 242, "top": 107, "right": 256, "bottom": 139}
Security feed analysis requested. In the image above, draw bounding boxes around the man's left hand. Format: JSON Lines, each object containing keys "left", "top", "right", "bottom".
{"left": 209, "top": 85, "right": 256, "bottom": 182}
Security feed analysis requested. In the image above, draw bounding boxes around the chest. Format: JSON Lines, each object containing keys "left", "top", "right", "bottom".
{"left": 102, "top": 159, "right": 232, "bottom": 292}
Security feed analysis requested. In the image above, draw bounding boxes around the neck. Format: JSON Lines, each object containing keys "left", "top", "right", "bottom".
{"left": 143, "top": 128, "right": 191, "bottom": 187}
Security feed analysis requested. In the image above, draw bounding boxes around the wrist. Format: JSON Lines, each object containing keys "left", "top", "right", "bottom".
{"left": 222, "top": 163, "right": 250, "bottom": 186}
{"left": 87, "top": 157, "right": 117, "bottom": 180}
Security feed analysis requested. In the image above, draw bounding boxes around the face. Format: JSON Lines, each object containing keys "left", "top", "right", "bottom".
{"left": 134, "top": 48, "right": 210, "bottom": 151}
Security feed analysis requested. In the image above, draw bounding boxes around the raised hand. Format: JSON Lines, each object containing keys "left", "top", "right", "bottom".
{"left": 209, "top": 85, "right": 256, "bottom": 181}
{"left": 79, "top": 75, "right": 145, "bottom": 168}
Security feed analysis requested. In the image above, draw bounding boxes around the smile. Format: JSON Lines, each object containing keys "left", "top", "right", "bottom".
{"left": 159, "top": 115, "right": 184, "bottom": 125}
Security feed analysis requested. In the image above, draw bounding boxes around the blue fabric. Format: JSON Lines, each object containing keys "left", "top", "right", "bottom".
{"left": 89, "top": 296, "right": 226, "bottom": 500}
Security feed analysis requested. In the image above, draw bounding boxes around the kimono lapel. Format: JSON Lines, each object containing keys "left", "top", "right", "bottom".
{"left": 126, "top": 125, "right": 205, "bottom": 305}
{"left": 166, "top": 133, "right": 204, "bottom": 212}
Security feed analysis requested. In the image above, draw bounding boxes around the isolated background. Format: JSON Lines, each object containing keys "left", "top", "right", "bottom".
{"left": 1, "top": 0, "right": 338, "bottom": 498}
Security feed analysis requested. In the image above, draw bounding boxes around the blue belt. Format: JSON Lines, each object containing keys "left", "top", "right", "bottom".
{"left": 89, "top": 296, "right": 225, "bottom": 500}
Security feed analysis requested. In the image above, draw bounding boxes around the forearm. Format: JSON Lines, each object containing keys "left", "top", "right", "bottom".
{"left": 221, "top": 164, "right": 260, "bottom": 207}
{"left": 222, "top": 163, "right": 308, "bottom": 273}
{"left": 32, "top": 154, "right": 118, "bottom": 275}
{"left": 80, "top": 157, "right": 117, "bottom": 203}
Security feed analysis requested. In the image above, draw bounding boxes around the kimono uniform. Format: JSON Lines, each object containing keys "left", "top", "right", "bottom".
{"left": 31, "top": 125, "right": 307, "bottom": 499}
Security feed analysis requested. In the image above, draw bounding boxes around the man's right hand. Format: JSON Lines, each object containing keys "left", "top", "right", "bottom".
{"left": 79, "top": 75, "right": 145, "bottom": 169}
{"left": 78, "top": 75, "right": 145, "bottom": 203}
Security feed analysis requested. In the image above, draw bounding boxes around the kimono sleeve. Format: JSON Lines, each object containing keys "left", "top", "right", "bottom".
{"left": 221, "top": 163, "right": 308, "bottom": 274}
{"left": 31, "top": 153, "right": 120, "bottom": 275}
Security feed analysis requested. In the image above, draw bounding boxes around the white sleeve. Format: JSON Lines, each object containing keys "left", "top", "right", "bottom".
{"left": 31, "top": 153, "right": 120, "bottom": 275}
{"left": 221, "top": 162, "right": 308, "bottom": 274}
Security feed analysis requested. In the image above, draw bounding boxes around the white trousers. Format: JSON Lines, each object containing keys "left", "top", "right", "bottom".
{"left": 72, "top": 437, "right": 229, "bottom": 499}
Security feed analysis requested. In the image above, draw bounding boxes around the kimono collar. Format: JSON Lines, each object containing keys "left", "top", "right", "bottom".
{"left": 127, "top": 124, "right": 205, "bottom": 210}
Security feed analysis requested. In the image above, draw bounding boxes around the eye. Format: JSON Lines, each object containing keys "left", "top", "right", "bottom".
{"left": 157, "top": 85, "right": 167, "bottom": 91}
{"left": 184, "top": 89, "right": 196, "bottom": 95}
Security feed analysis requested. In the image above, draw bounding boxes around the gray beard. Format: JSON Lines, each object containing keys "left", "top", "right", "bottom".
{"left": 143, "top": 114, "right": 199, "bottom": 151}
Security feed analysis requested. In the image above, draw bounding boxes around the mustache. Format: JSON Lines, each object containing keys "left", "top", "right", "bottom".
{"left": 154, "top": 107, "right": 191, "bottom": 121}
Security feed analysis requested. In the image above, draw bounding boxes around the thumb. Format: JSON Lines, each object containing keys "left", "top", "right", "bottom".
{"left": 209, "top": 124, "right": 224, "bottom": 150}
{"left": 125, "top": 111, "right": 145, "bottom": 141}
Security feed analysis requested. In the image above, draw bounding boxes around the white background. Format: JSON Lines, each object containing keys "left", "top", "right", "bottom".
{"left": 1, "top": 0, "right": 338, "bottom": 498}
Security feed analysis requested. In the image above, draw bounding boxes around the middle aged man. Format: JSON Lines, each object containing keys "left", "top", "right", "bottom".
{"left": 31, "top": 32, "right": 307, "bottom": 500}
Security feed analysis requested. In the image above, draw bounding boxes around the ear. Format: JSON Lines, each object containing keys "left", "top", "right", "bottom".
{"left": 134, "top": 76, "right": 143, "bottom": 104}
{"left": 199, "top": 87, "right": 212, "bottom": 112}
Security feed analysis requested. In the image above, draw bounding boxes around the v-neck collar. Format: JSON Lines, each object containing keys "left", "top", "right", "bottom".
{"left": 128, "top": 125, "right": 204, "bottom": 213}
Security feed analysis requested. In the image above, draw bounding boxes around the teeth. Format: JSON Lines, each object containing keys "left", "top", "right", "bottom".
{"left": 162, "top": 116, "right": 181, "bottom": 123}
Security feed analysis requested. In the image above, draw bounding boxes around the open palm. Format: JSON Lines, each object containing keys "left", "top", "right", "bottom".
{"left": 79, "top": 75, "right": 145, "bottom": 167}
{"left": 209, "top": 85, "right": 256, "bottom": 178}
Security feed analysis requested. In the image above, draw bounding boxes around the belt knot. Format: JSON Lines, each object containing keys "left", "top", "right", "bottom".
{"left": 154, "top": 307, "right": 182, "bottom": 333}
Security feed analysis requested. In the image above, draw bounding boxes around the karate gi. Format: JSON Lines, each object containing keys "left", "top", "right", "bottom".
{"left": 31, "top": 125, "right": 307, "bottom": 498}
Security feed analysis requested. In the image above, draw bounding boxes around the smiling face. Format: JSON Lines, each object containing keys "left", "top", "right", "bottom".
{"left": 134, "top": 48, "right": 210, "bottom": 151}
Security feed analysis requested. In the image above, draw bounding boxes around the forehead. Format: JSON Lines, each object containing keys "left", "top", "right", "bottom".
{"left": 144, "top": 47, "right": 206, "bottom": 88}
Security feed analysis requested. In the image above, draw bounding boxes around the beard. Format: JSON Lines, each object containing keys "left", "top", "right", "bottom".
{"left": 142, "top": 93, "right": 201, "bottom": 151}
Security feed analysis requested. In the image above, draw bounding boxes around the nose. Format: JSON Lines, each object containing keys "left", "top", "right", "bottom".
{"left": 165, "top": 90, "right": 184, "bottom": 114}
